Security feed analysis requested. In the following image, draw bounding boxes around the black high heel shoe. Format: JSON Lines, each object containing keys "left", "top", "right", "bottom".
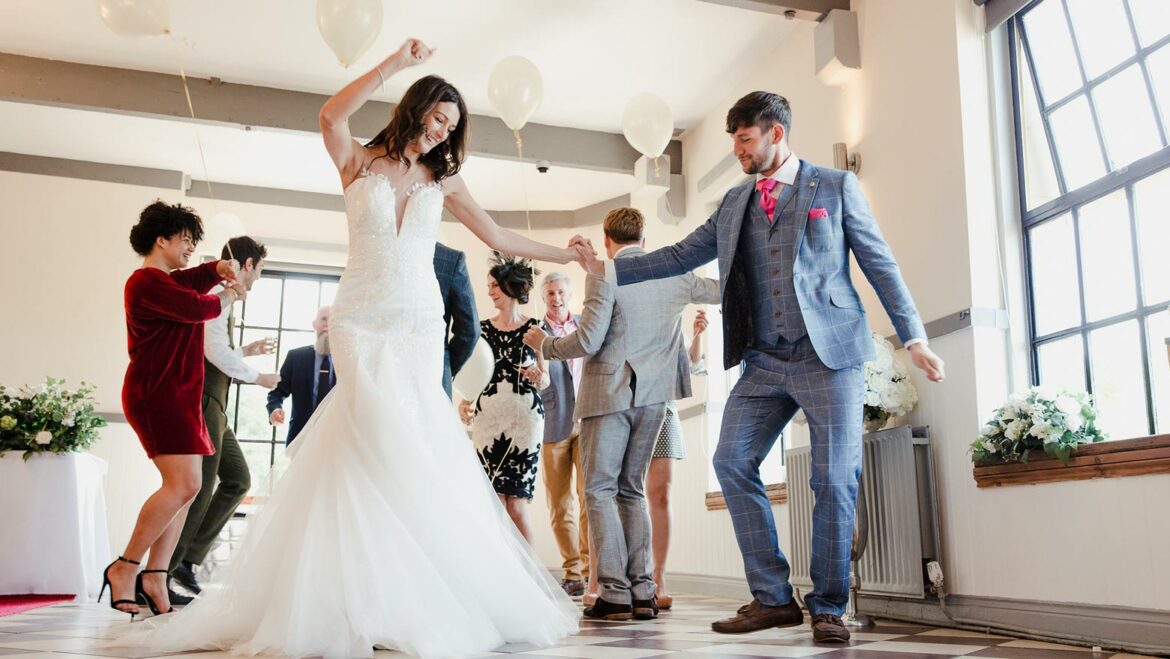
{"left": 135, "top": 569, "right": 173, "bottom": 615}
{"left": 99, "top": 556, "right": 140, "bottom": 620}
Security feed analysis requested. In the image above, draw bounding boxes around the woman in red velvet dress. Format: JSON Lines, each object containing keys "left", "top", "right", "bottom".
{"left": 101, "top": 201, "right": 245, "bottom": 620}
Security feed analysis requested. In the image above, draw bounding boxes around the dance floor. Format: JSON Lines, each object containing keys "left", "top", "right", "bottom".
{"left": 0, "top": 593, "right": 1146, "bottom": 658}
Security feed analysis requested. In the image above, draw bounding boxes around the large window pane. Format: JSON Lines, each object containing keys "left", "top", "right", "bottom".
{"left": 1037, "top": 334, "right": 1087, "bottom": 392}
{"left": 1023, "top": 0, "right": 1083, "bottom": 102}
{"left": 1029, "top": 214, "right": 1082, "bottom": 335}
{"left": 1019, "top": 44, "right": 1062, "bottom": 207}
{"left": 243, "top": 277, "right": 282, "bottom": 328}
{"left": 1134, "top": 168, "right": 1170, "bottom": 305}
{"left": 1078, "top": 191, "right": 1137, "bottom": 321}
{"left": 1147, "top": 312, "right": 1170, "bottom": 434}
{"left": 1067, "top": 0, "right": 1137, "bottom": 79}
{"left": 276, "top": 330, "right": 315, "bottom": 371}
{"left": 1088, "top": 320, "right": 1149, "bottom": 439}
{"left": 240, "top": 327, "right": 278, "bottom": 374}
{"left": 1093, "top": 65, "right": 1163, "bottom": 169}
{"left": 234, "top": 384, "right": 275, "bottom": 442}
{"left": 1128, "top": 0, "right": 1170, "bottom": 48}
{"left": 321, "top": 282, "right": 339, "bottom": 306}
{"left": 240, "top": 441, "right": 275, "bottom": 497}
{"left": 282, "top": 279, "right": 321, "bottom": 330}
{"left": 1049, "top": 95, "right": 1107, "bottom": 190}
{"left": 1146, "top": 45, "right": 1170, "bottom": 140}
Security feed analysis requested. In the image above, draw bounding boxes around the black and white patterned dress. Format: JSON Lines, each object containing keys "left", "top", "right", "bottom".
{"left": 653, "top": 401, "right": 686, "bottom": 459}
{"left": 472, "top": 318, "right": 545, "bottom": 499}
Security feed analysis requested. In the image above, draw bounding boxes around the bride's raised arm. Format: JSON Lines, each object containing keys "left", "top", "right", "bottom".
{"left": 319, "top": 39, "right": 434, "bottom": 185}
{"left": 444, "top": 174, "right": 578, "bottom": 265}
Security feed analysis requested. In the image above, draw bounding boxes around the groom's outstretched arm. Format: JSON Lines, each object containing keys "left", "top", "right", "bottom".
{"left": 539, "top": 275, "right": 616, "bottom": 361}
{"left": 585, "top": 213, "right": 719, "bottom": 287}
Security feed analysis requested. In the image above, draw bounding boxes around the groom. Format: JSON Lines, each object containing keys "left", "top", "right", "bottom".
{"left": 571, "top": 91, "right": 944, "bottom": 643}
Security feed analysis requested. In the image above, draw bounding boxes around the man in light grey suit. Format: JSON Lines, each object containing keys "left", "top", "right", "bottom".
{"left": 525, "top": 208, "right": 720, "bottom": 622}
{"left": 570, "top": 92, "right": 945, "bottom": 643}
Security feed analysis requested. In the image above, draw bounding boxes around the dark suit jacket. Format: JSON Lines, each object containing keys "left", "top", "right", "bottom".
{"left": 434, "top": 242, "right": 479, "bottom": 398}
{"left": 266, "top": 345, "right": 319, "bottom": 445}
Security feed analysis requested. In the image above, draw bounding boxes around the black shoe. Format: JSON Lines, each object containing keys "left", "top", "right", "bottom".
{"left": 99, "top": 555, "right": 140, "bottom": 620}
{"left": 583, "top": 598, "right": 633, "bottom": 621}
{"left": 135, "top": 569, "right": 175, "bottom": 615}
{"left": 633, "top": 597, "right": 659, "bottom": 620}
{"left": 172, "top": 561, "right": 202, "bottom": 594}
{"left": 560, "top": 579, "right": 586, "bottom": 597}
{"left": 167, "top": 587, "right": 194, "bottom": 606}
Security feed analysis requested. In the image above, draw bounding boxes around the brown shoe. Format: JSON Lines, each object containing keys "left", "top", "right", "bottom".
{"left": 811, "top": 614, "right": 851, "bottom": 643}
{"left": 657, "top": 593, "right": 673, "bottom": 610}
{"left": 583, "top": 598, "right": 633, "bottom": 621}
{"left": 711, "top": 599, "right": 803, "bottom": 634}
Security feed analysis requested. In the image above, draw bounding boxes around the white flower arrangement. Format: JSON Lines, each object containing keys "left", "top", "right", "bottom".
{"left": 863, "top": 333, "right": 918, "bottom": 433}
{"left": 970, "top": 386, "right": 1105, "bottom": 465}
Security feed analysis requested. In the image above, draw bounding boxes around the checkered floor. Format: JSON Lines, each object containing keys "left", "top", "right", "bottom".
{"left": 0, "top": 594, "right": 1150, "bottom": 659}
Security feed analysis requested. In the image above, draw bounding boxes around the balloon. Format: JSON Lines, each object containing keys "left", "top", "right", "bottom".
{"left": 316, "top": 0, "right": 383, "bottom": 68}
{"left": 454, "top": 338, "right": 494, "bottom": 401}
{"left": 200, "top": 212, "right": 247, "bottom": 258}
{"left": 96, "top": 0, "right": 170, "bottom": 38}
{"left": 487, "top": 56, "right": 544, "bottom": 131}
{"left": 621, "top": 93, "right": 674, "bottom": 159}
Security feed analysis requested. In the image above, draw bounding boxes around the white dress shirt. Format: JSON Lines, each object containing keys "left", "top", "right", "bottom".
{"left": 204, "top": 285, "right": 259, "bottom": 383}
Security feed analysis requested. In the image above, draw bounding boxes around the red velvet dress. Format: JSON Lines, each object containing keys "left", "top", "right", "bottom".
{"left": 122, "top": 260, "right": 224, "bottom": 458}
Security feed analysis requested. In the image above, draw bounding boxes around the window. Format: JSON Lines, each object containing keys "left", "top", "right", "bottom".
{"left": 225, "top": 269, "right": 340, "bottom": 495}
{"left": 1012, "top": 0, "right": 1170, "bottom": 439}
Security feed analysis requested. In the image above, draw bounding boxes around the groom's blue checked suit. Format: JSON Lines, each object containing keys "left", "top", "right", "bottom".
{"left": 609, "top": 156, "right": 926, "bottom": 617}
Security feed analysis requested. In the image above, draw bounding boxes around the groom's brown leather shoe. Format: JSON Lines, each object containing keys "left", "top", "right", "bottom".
{"left": 711, "top": 599, "right": 803, "bottom": 634}
{"left": 811, "top": 614, "right": 851, "bottom": 643}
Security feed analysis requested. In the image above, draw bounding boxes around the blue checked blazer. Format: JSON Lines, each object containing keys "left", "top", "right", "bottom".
{"left": 434, "top": 242, "right": 479, "bottom": 397}
{"left": 614, "top": 160, "right": 926, "bottom": 371}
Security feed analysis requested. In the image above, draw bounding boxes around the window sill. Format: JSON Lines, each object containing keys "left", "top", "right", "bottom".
{"left": 706, "top": 482, "right": 787, "bottom": 511}
{"left": 972, "top": 434, "right": 1170, "bottom": 488}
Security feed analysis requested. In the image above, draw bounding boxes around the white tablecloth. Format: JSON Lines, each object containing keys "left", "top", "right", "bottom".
{"left": 0, "top": 452, "right": 111, "bottom": 600}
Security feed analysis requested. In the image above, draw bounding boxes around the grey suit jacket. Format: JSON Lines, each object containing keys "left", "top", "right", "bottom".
{"left": 542, "top": 246, "right": 720, "bottom": 421}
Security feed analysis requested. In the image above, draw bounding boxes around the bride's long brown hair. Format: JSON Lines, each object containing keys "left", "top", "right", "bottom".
{"left": 365, "top": 75, "right": 470, "bottom": 182}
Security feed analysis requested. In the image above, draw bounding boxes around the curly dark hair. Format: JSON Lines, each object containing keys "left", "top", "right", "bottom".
{"left": 128, "top": 201, "right": 204, "bottom": 256}
{"left": 365, "top": 75, "right": 469, "bottom": 182}
{"left": 488, "top": 251, "right": 540, "bottom": 304}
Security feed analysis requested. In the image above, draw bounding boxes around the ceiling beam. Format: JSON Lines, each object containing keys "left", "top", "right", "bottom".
{"left": 0, "top": 52, "right": 681, "bottom": 176}
{"left": 696, "top": 0, "right": 849, "bottom": 21}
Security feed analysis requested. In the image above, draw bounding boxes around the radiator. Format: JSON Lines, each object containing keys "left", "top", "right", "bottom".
{"left": 786, "top": 425, "right": 939, "bottom": 599}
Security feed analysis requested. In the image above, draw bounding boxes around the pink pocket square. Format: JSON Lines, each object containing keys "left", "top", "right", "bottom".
{"left": 809, "top": 208, "right": 829, "bottom": 220}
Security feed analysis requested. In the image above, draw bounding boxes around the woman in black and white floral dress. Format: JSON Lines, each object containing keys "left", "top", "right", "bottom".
{"left": 466, "top": 253, "right": 548, "bottom": 543}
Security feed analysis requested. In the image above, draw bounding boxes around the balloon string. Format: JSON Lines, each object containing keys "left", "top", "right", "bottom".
{"left": 653, "top": 155, "right": 661, "bottom": 179}
{"left": 514, "top": 129, "right": 532, "bottom": 235}
{"left": 172, "top": 35, "right": 234, "bottom": 262}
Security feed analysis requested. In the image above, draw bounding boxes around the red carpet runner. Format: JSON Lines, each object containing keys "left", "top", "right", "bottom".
{"left": 0, "top": 595, "right": 75, "bottom": 617}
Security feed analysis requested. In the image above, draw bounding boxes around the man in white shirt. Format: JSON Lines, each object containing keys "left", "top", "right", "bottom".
{"left": 170, "top": 236, "right": 280, "bottom": 600}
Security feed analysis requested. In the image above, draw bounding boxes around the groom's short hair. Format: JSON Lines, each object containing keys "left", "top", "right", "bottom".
{"left": 726, "top": 91, "right": 791, "bottom": 137}
{"left": 603, "top": 208, "right": 644, "bottom": 245}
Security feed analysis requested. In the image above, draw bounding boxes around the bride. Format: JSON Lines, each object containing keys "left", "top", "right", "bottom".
{"left": 146, "top": 39, "right": 581, "bottom": 658}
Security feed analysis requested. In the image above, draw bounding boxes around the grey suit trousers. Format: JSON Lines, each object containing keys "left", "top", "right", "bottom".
{"left": 580, "top": 402, "right": 665, "bottom": 604}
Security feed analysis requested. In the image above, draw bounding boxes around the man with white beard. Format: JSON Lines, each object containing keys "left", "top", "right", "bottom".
{"left": 267, "top": 306, "right": 333, "bottom": 445}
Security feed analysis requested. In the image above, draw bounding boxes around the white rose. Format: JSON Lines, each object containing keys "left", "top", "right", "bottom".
{"left": 34, "top": 430, "right": 52, "bottom": 445}
{"left": 1028, "top": 422, "right": 1049, "bottom": 441}
{"left": 18, "top": 386, "right": 36, "bottom": 400}
{"left": 1005, "top": 420, "right": 1025, "bottom": 440}
{"left": 864, "top": 390, "right": 881, "bottom": 407}
{"left": 61, "top": 413, "right": 76, "bottom": 427}
{"left": 985, "top": 441, "right": 998, "bottom": 454}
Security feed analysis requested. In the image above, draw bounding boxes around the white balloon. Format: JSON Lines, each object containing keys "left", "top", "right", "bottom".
{"left": 454, "top": 338, "right": 495, "bottom": 402}
{"left": 621, "top": 93, "right": 674, "bottom": 160}
{"left": 316, "top": 0, "right": 383, "bottom": 68}
{"left": 201, "top": 212, "right": 247, "bottom": 258}
{"left": 96, "top": 0, "right": 170, "bottom": 38}
{"left": 487, "top": 56, "right": 544, "bottom": 131}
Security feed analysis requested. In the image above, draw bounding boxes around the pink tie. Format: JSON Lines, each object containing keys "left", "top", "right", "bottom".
{"left": 756, "top": 178, "right": 779, "bottom": 223}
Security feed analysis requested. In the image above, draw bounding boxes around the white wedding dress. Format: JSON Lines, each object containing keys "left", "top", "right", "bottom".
{"left": 144, "top": 172, "right": 579, "bottom": 658}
